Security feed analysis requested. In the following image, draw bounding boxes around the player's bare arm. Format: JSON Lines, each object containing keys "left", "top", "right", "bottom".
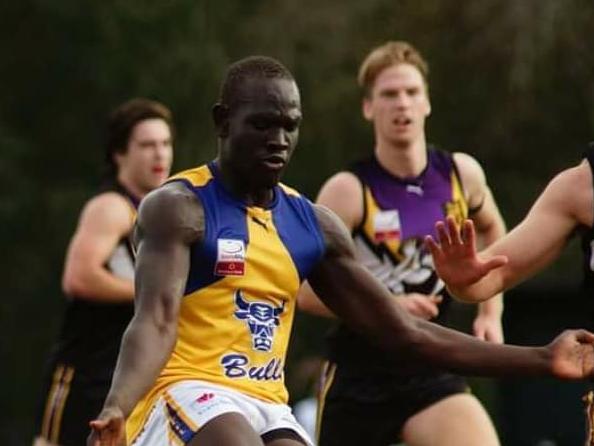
{"left": 88, "top": 182, "right": 203, "bottom": 445}
{"left": 62, "top": 193, "right": 135, "bottom": 302}
{"left": 308, "top": 203, "right": 594, "bottom": 378}
{"left": 454, "top": 152, "right": 505, "bottom": 342}
{"left": 298, "top": 172, "right": 442, "bottom": 320}
{"left": 427, "top": 161, "right": 593, "bottom": 302}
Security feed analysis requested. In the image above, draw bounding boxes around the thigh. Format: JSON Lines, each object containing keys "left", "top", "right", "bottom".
{"left": 402, "top": 393, "right": 500, "bottom": 446}
{"left": 189, "top": 412, "right": 264, "bottom": 446}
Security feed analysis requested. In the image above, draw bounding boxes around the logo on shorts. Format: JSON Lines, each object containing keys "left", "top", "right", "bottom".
{"left": 215, "top": 239, "right": 246, "bottom": 276}
{"left": 234, "top": 290, "right": 285, "bottom": 352}
{"left": 196, "top": 393, "right": 215, "bottom": 404}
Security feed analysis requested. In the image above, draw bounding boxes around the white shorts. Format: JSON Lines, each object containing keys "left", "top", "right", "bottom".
{"left": 130, "top": 380, "right": 313, "bottom": 445}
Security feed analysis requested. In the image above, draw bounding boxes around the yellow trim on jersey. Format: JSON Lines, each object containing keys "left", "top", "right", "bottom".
{"left": 446, "top": 171, "right": 469, "bottom": 226}
{"left": 278, "top": 182, "right": 301, "bottom": 197}
{"left": 168, "top": 165, "right": 213, "bottom": 187}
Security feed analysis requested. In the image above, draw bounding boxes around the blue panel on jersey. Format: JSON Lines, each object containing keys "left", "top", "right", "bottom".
{"left": 175, "top": 178, "right": 249, "bottom": 295}
{"left": 273, "top": 193, "right": 325, "bottom": 282}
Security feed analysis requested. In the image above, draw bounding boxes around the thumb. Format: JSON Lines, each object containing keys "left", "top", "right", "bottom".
{"left": 481, "top": 255, "right": 508, "bottom": 273}
{"left": 574, "top": 329, "right": 594, "bottom": 344}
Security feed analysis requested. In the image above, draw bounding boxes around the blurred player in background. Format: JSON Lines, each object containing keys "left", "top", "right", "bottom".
{"left": 34, "top": 98, "right": 174, "bottom": 446}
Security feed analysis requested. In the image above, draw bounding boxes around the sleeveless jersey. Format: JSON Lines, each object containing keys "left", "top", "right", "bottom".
{"left": 581, "top": 144, "right": 594, "bottom": 290}
{"left": 50, "top": 181, "right": 138, "bottom": 379}
{"left": 127, "top": 162, "right": 325, "bottom": 440}
{"left": 328, "top": 149, "right": 469, "bottom": 368}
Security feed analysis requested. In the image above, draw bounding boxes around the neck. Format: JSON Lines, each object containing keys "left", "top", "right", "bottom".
{"left": 215, "top": 160, "right": 275, "bottom": 208}
{"left": 116, "top": 174, "right": 146, "bottom": 200}
{"left": 374, "top": 136, "right": 427, "bottom": 178}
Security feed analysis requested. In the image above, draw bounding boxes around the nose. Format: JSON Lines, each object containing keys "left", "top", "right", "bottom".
{"left": 395, "top": 93, "right": 410, "bottom": 108}
{"left": 267, "top": 128, "right": 289, "bottom": 151}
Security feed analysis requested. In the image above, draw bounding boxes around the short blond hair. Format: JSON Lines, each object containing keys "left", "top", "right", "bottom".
{"left": 358, "top": 41, "right": 429, "bottom": 96}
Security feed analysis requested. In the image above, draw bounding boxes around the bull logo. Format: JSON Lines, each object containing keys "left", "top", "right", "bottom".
{"left": 234, "top": 290, "right": 285, "bottom": 352}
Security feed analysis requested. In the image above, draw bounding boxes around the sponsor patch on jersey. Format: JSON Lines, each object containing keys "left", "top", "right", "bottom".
{"left": 373, "top": 210, "right": 401, "bottom": 242}
{"left": 215, "top": 239, "right": 246, "bottom": 276}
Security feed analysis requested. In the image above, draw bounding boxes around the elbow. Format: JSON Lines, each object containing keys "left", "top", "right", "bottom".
{"left": 62, "top": 269, "right": 90, "bottom": 297}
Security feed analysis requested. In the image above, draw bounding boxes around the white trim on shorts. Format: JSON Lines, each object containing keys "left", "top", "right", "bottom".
{"left": 130, "top": 380, "right": 313, "bottom": 446}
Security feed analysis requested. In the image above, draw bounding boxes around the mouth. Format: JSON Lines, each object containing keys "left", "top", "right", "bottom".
{"left": 392, "top": 117, "right": 412, "bottom": 128}
{"left": 259, "top": 154, "right": 287, "bottom": 171}
{"left": 152, "top": 166, "right": 166, "bottom": 174}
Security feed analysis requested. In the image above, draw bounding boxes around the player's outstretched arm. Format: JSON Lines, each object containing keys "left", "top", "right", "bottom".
{"left": 87, "top": 183, "right": 202, "bottom": 446}
{"left": 427, "top": 162, "right": 591, "bottom": 303}
{"left": 308, "top": 204, "right": 594, "bottom": 379}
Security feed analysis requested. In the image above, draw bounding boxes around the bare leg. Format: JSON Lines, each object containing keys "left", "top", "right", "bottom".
{"left": 188, "top": 412, "right": 265, "bottom": 446}
{"left": 402, "top": 393, "right": 499, "bottom": 446}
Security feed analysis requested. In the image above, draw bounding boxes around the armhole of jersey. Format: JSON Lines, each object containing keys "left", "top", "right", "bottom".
{"left": 350, "top": 171, "right": 368, "bottom": 237}
{"left": 450, "top": 152, "right": 482, "bottom": 215}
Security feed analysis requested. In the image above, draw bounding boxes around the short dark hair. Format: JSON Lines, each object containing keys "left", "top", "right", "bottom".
{"left": 219, "top": 56, "right": 294, "bottom": 108}
{"left": 105, "top": 98, "right": 174, "bottom": 176}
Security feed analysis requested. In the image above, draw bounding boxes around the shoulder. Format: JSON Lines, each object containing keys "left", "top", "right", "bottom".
{"left": 452, "top": 152, "right": 487, "bottom": 185}
{"left": 312, "top": 204, "right": 356, "bottom": 258}
{"left": 316, "top": 171, "right": 363, "bottom": 230}
{"left": 137, "top": 182, "right": 203, "bottom": 243}
{"left": 78, "top": 192, "right": 135, "bottom": 233}
{"left": 546, "top": 161, "right": 593, "bottom": 225}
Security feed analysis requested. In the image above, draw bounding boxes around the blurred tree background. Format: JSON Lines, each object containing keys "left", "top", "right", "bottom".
{"left": 1, "top": 0, "right": 593, "bottom": 444}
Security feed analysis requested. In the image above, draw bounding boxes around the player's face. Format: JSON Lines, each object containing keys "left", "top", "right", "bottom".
{"left": 222, "top": 77, "right": 301, "bottom": 189}
{"left": 363, "top": 63, "right": 431, "bottom": 147}
{"left": 116, "top": 118, "right": 173, "bottom": 193}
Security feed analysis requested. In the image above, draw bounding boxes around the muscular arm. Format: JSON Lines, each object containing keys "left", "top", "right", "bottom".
{"left": 62, "top": 193, "right": 135, "bottom": 302}
{"left": 100, "top": 183, "right": 202, "bottom": 417}
{"left": 308, "top": 204, "right": 587, "bottom": 377}
{"left": 431, "top": 162, "right": 593, "bottom": 302}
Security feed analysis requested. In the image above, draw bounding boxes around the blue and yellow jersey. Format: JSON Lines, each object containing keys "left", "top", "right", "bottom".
{"left": 127, "top": 162, "right": 325, "bottom": 440}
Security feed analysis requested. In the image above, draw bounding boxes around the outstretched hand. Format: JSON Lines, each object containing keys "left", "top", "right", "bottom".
{"left": 549, "top": 330, "right": 594, "bottom": 380}
{"left": 87, "top": 406, "right": 126, "bottom": 446}
{"left": 425, "top": 217, "right": 508, "bottom": 290}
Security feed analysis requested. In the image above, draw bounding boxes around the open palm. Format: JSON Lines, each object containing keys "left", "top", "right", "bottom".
{"left": 425, "top": 217, "right": 507, "bottom": 289}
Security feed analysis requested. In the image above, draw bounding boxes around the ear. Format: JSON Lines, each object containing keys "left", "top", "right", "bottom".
{"left": 362, "top": 97, "right": 373, "bottom": 122}
{"left": 212, "top": 103, "right": 230, "bottom": 137}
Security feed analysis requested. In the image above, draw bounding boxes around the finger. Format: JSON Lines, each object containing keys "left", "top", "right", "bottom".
{"left": 474, "top": 328, "right": 487, "bottom": 341}
{"left": 446, "top": 216, "right": 462, "bottom": 245}
{"left": 435, "top": 221, "right": 451, "bottom": 247}
{"left": 424, "top": 235, "right": 442, "bottom": 259}
{"left": 90, "top": 419, "right": 108, "bottom": 429}
{"left": 461, "top": 219, "right": 477, "bottom": 251}
{"left": 429, "top": 295, "right": 443, "bottom": 304}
